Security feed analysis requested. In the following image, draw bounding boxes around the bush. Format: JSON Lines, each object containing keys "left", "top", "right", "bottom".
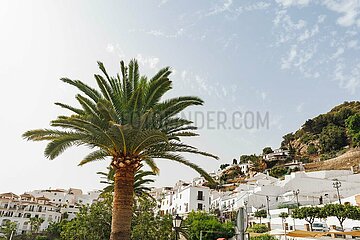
{"left": 184, "top": 211, "right": 235, "bottom": 240}
{"left": 248, "top": 224, "right": 269, "bottom": 233}
{"left": 251, "top": 234, "right": 277, "bottom": 240}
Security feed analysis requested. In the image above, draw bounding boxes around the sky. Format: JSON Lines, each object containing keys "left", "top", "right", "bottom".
{"left": 1, "top": 0, "right": 359, "bottom": 194}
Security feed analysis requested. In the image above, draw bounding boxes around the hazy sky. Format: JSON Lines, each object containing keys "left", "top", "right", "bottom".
{"left": 1, "top": 0, "right": 359, "bottom": 194}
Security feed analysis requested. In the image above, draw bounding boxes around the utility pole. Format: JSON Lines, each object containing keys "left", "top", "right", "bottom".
{"left": 266, "top": 196, "right": 270, "bottom": 219}
{"left": 293, "top": 189, "right": 300, "bottom": 207}
{"left": 333, "top": 179, "right": 342, "bottom": 204}
{"left": 266, "top": 196, "right": 271, "bottom": 230}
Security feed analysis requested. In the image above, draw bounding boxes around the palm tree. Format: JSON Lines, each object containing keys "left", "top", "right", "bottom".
{"left": 23, "top": 60, "right": 218, "bottom": 240}
{"left": 29, "top": 217, "right": 44, "bottom": 233}
{"left": 97, "top": 166, "right": 156, "bottom": 201}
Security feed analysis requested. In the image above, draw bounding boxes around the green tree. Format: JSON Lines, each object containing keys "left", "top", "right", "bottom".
{"left": 1, "top": 220, "right": 17, "bottom": 239}
{"left": 131, "top": 199, "right": 175, "bottom": 240}
{"left": 254, "top": 210, "right": 267, "bottom": 224}
{"left": 269, "top": 167, "right": 288, "bottom": 178}
{"left": 307, "top": 143, "right": 318, "bottom": 155}
{"left": 29, "top": 217, "right": 44, "bottom": 233}
{"left": 262, "top": 147, "right": 273, "bottom": 155}
{"left": 184, "top": 211, "right": 235, "bottom": 240}
{"left": 319, "top": 124, "right": 347, "bottom": 153}
{"left": 219, "top": 164, "right": 230, "bottom": 170}
{"left": 60, "top": 194, "right": 112, "bottom": 240}
{"left": 97, "top": 166, "right": 155, "bottom": 201}
{"left": 292, "top": 206, "right": 321, "bottom": 231}
{"left": 322, "top": 204, "right": 360, "bottom": 231}
{"left": 23, "top": 60, "right": 218, "bottom": 240}
{"left": 346, "top": 114, "right": 360, "bottom": 147}
{"left": 281, "top": 133, "right": 295, "bottom": 149}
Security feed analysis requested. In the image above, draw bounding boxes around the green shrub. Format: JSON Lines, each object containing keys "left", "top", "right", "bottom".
{"left": 248, "top": 224, "right": 269, "bottom": 233}
{"left": 251, "top": 234, "right": 277, "bottom": 240}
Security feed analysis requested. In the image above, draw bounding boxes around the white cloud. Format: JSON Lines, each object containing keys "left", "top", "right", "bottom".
{"left": 334, "top": 61, "right": 360, "bottom": 94}
{"left": 236, "top": 2, "right": 271, "bottom": 13}
{"left": 276, "top": 0, "right": 310, "bottom": 7}
{"left": 136, "top": 54, "right": 160, "bottom": 69}
{"left": 207, "top": 0, "right": 233, "bottom": 16}
{"left": 330, "top": 47, "right": 345, "bottom": 60}
{"left": 322, "top": 0, "right": 360, "bottom": 27}
{"left": 281, "top": 45, "right": 297, "bottom": 69}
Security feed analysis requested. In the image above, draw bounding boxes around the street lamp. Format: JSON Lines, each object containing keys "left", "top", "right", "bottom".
{"left": 173, "top": 214, "right": 183, "bottom": 240}
{"left": 293, "top": 189, "right": 300, "bottom": 207}
{"left": 332, "top": 179, "right": 342, "bottom": 204}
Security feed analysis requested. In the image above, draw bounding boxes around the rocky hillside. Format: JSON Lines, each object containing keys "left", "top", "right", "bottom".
{"left": 304, "top": 148, "right": 360, "bottom": 173}
{"left": 281, "top": 101, "right": 360, "bottom": 161}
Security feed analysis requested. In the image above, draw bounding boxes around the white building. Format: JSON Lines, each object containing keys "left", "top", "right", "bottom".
{"left": 263, "top": 149, "right": 290, "bottom": 161}
{"left": 27, "top": 188, "right": 101, "bottom": 220}
{"left": 0, "top": 188, "right": 101, "bottom": 235}
{"left": 0, "top": 193, "right": 61, "bottom": 234}
{"left": 158, "top": 181, "right": 210, "bottom": 216}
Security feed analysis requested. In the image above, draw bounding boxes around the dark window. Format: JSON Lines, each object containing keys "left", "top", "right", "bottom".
{"left": 197, "top": 191, "right": 204, "bottom": 200}
{"left": 197, "top": 203, "right": 203, "bottom": 210}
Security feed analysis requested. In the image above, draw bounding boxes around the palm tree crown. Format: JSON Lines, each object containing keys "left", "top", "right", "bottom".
{"left": 23, "top": 60, "right": 217, "bottom": 179}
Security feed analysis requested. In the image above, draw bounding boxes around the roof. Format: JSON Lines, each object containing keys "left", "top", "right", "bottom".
{"left": 20, "top": 193, "right": 34, "bottom": 198}
{"left": 0, "top": 192, "right": 19, "bottom": 198}
{"left": 37, "top": 196, "right": 50, "bottom": 201}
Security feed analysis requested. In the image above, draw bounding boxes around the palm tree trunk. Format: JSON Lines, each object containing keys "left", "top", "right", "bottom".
{"left": 110, "top": 167, "right": 135, "bottom": 240}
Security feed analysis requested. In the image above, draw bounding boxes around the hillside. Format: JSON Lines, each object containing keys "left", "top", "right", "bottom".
{"left": 281, "top": 101, "right": 360, "bottom": 161}
{"left": 304, "top": 148, "right": 360, "bottom": 173}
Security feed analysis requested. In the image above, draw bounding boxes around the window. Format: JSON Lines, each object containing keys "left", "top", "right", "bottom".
{"left": 197, "top": 203, "right": 203, "bottom": 210}
{"left": 197, "top": 191, "right": 204, "bottom": 201}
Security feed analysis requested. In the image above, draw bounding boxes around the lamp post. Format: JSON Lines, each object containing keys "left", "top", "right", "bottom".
{"left": 172, "top": 214, "right": 183, "bottom": 240}
{"left": 332, "top": 179, "right": 342, "bottom": 204}
{"left": 293, "top": 189, "right": 300, "bottom": 207}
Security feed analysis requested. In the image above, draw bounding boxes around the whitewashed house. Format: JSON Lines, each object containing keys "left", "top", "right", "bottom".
{"left": 159, "top": 181, "right": 210, "bottom": 216}
{"left": 0, "top": 193, "right": 61, "bottom": 234}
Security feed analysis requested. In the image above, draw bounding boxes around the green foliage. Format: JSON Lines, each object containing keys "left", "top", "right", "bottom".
{"left": 30, "top": 217, "right": 45, "bottom": 233}
{"left": 269, "top": 167, "right": 288, "bottom": 178}
{"left": 322, "top": 204, "right": 360, "bottom": 230}
{"left": 60, "top": 195, "right": 112, "bottom": 240}
{"left": 292, "top": 206, "right": 322, "bottom": 231}
{"left": 220, "top": 166, "right": 243, "bottom": 183}
{"left": 254, "top": 210, "right": 267, "bottom": 223}
{"left": 250, "top": 234, "right": 277, "bottom": 240}
{"left": 23, "top": 60, "right": 218, "bottom": 185}
{"left": 220, "top": 164, "right": 230, "bottom": 170}
{"left": 183, "top": 211, "right": 235, "bottom": 240}
{"left": 240, "top": 154, "right": 260, "bottom": 164}
{"left": 279, "top": 212, "right": 289, "bottom": 219}
{"left": 0, "top": 220, "right": 17, "bottom": 239}
{"left": 283, "top": 102, "right": 360, "bottom": 157}
{"left": 131, "top": 199, "right": 175, "bottom": 240}
{"left": 281, "top": 133, "right": 295, "bottom": 149}
{"left": 319, "top": 124, "right": 348, "bottom": 153}
{"left": 262, "top": 147, "right": 273, "bottom": 155}
{"left": 307, "top": 143, "right": 318, "bottom": 155}
{"left": 248, "top": 224, "right": 269, "bottom": 233}
{"left": 346, "top": 113, "right": 360, "bottom": 147}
